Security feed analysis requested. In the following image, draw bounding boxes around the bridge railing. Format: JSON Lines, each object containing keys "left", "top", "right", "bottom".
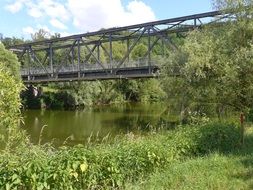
{"left": 20, "top": 59, "right": 157, "bottom": 76}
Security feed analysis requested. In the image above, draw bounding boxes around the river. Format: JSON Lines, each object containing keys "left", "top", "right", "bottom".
{"left": 22, "top": 103, "right": 178, "bottom": 146}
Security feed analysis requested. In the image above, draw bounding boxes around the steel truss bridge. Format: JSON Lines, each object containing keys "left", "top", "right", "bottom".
{"left": 9, "top": 10, "right": 234, "bottom": 83}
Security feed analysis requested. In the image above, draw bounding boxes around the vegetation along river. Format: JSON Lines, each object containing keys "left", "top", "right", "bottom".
{"left": 21, "top": 103, "right": 177, "bottom": 147}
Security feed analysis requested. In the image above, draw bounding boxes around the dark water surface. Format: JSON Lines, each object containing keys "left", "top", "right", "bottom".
{"left": 22, "top": 103, "right": 176, "bottom": 146}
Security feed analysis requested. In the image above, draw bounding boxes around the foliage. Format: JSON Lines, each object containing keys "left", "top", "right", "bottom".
{"left": 138, "top": 79, "right": 167, "bottom": 102}
{"left": 129, "top": 154, "right": 247, "bottom": 190}
{"left": 1, "top": 37, "right": 24, "bottom": 48}
{"left": 131, "top": 126, "right": 253, "bottom": 190}
{"left": 0, "top": 65, "right": 22, "bottom": 130}
{"left": 0, "top": 43, "right": 20, "bottom": 80}
{"left": 0, "top": 51, "right": 20, "bottom": 109}
{"left": 131, "top": 44, "right": 148, "bottom": 60}
{"left": 161, "top": 2, "right": 253, "bottom": 121}
{"left": 0, "top": 122, "right": 240, "bottom": 189}
{"left": 22, "top": 78, "right": 167, "bottom": 109}
{"left": 0, "top": 45, "right": 24, "bottom": 149}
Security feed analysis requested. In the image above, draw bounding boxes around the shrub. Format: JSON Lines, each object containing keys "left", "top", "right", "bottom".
{"left": 0, "top": 43, "right": 20, "bottom": 80}
{"left": 0, "top": 62, "right": 23, "bottom": 149}
{"left": 42, "top": 91, "right": 76, "bottom": 109}
{"left": 0, "top": 122, "right": 241, "bottom": 189}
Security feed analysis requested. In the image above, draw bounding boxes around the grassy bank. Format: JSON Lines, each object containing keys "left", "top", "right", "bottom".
{"left": 0, "top": 122, "right": 240, "bottom": 189}
{"left": 129, "top": 127, "right": 253, "bottom": 190}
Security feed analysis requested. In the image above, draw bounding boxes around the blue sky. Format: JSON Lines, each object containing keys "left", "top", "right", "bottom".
{"left": 0, "top": 0, "right": 213, "bottom": 39}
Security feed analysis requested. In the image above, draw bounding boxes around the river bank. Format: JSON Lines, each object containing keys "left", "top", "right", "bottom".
{"left": 0, "top": 122, "right": 241, "bottom": 189}
{"left": 130, "top": 126, "right": 253, "bottom": 190}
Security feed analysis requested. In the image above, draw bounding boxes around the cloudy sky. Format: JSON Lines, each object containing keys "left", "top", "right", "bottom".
{"left": 1, "top": 0, "right": 213, "bottom": 39}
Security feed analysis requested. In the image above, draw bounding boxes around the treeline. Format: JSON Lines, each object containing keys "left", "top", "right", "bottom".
{"left": 21, "top": 79, "right": 166, "bottom": 109}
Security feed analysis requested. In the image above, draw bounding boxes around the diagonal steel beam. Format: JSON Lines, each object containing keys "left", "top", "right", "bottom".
{"left": 30, "top": 48, "right": 49, "bottom": 74}
{"left": 19, "top": 48, "right": 26, "bottom": 60}
{"left": 100, "top": 44, "right": 111, "bottom": 62}
{"left": 55, "top": 40, "right": 77, "bottom": 73}
{"left": 116, "top": 27, "right": 147, "bottom": 70}
{"left": 143, "top": 37, "right": 160, "bottom": 59}
{"left": 42, "top": 51, "right": 49, "bottom": 66}
{"left": 82, "top": 44, "right": 97, "bottom": 63}
{"left": 28, "top": 46, "right": 47, "bottom": 73}
{"left": 81, "top": 39, "right": 106, "bottom": 70}
{"left": 150, "top": 27, "right": 178, "bottom": 51}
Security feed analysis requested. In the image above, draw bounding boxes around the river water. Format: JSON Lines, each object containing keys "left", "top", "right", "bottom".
{"left": 22, "top": 103, "right": 178, "bottom": 146}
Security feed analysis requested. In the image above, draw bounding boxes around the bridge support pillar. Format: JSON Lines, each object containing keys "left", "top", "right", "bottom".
{"left": 25, "top": 85, "right": 43, "bottom": 98}
{"left": 148, "top": 28, "right": 151, "bottom": 74}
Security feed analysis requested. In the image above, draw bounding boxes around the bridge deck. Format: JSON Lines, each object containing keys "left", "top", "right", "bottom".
{"left": 22, "top": 66, "right": 159, "bottom": 83}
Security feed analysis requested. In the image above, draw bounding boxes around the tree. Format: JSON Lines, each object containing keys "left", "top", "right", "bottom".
{"left": 161, "top": 0, "right": 253, "bottom": 119}
{"left": 31, "top": 29, "right": 51, "bottom": 41}
{"left": 131, "top": 43, "right": 148, "bottom": 60}
{"left": 0, "top": 43, "right": 20, "bottom": 80}
{"left": 0, "top": 45, "right": 24, "bottom": 149}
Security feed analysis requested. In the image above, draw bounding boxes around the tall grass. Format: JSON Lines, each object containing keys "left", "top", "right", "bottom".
{"left": 128, "top": 127, "right": 253, "bottom": 190}
{"left": 0, "top": 122, "right": 240, "bottom": 189}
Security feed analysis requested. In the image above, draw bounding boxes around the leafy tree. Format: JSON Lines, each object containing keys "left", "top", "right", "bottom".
{"left": 138, "top": 79, "right": 167, "bottom": 102}
{"left": 1, "top": 37, "right": 25, "bottom": 47}
{"left": 0, "top": 45, "right": 24, "bottom": 149}
{"left": 0, "top": 64, "right": 22, "bottom": 129}
{"left": 0, "top": 43, "right": 20, "bottom": 80}
{"left": 131, "top": 43, "right": 148, "bottom": 60}
{"left": 31, "top": 29, "right": 51, "bottom": 41}
{"left": 162, "top": 0, "right": 253, "bottom": 119}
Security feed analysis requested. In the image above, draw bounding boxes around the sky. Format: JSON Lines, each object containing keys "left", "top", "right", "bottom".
{"left": 0, "top": 0, "right": 214, "bottom": 39}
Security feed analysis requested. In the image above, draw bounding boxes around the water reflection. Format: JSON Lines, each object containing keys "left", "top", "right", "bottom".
{"left": 22, "top": 103, "right": 178, "bottom": 146}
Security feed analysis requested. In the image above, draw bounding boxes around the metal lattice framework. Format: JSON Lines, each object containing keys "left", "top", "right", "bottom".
{"left": 9, "top": 10, "right": 234, "bottom": 83}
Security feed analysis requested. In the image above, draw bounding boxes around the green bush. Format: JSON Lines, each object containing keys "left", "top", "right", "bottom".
{"left": 42, "top": 91, "right": 76, "bottom": 109}
{"left": 0, "top": 62, "right": 23, "bottom": 149}
{"left": 0, "top": 43, "right": 20, "bottom": 80}
{"left": 0, "top": 122, "right": 240, "bottom": 189}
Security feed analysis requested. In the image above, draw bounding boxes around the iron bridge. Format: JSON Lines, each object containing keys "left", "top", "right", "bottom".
{"left": 9, "top": 10, "right": 234, "bottom": 83}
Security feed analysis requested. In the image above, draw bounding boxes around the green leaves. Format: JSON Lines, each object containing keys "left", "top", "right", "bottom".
{"left": 80, "top": 163, "right": 88, "bottom": 173}
{"left": 0, "top": 122, "right": 240, "bottom": 189}
{"left": 0, "top": 43, "right": 20, "bottom": 81}
{"left": 162, "top": 2, "right": 253, "bottom": 117}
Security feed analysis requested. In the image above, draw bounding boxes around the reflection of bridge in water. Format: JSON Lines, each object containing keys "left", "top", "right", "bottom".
{"left": 10, "top": 10, "right": 234, "bottom": 83}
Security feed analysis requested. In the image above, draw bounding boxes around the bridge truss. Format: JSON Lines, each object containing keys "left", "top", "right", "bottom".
{"left": 9, "top": 10, "right": 233, "bottom": 83}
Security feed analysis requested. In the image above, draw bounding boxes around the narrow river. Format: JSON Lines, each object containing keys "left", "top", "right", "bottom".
{"left": 22, "top": 103, "right": 178, "bottom": 146}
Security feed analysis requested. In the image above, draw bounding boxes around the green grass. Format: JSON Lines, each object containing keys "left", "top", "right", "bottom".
{"left": 127, "top": 127, "right": 253, "bottom": 190}
{"left": 0, "top": 122, "right": 241, "bottom": 189}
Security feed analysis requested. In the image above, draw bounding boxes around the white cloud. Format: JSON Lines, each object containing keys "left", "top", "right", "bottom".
{"left": 5, "top": 0, "right": 27, "bottom": 13}
{"left": 5, "top": 0, "right": 70, "bottom": 21}
{"left": 36, "top": 24, "right": 51, "bottom": 33}
{"left": 28, "top": 6, "right": 43, "bottom": 18}
{"left": 22, "top": 26, "right": 35, "bottom": 35}
{"left": 50, "top": 19, "right": 67, "bottom": 30}
{"left": 59, "top": 31, "right": 72, "bottom": 37}
{"left": 67, "top": 0, "right": 156, "bottom": 31}
{"left": 6, "top": 0, "right": 156, "bottom": 37}
{"left": 39, "top": 0, "right": 70, "bottom": 21}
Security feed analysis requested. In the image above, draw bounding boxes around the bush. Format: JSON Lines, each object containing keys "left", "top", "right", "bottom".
{"left": 0, "top": 122, "right": 241, "bottom": 189}
{"left": 0, "top": 61, "right": 23, "bottom": 149}
{"left": 0, "top": 43, "right": 20, "bottom": 80}
{"left": 42, "top": 91, "right": 76, "bottom": 109}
